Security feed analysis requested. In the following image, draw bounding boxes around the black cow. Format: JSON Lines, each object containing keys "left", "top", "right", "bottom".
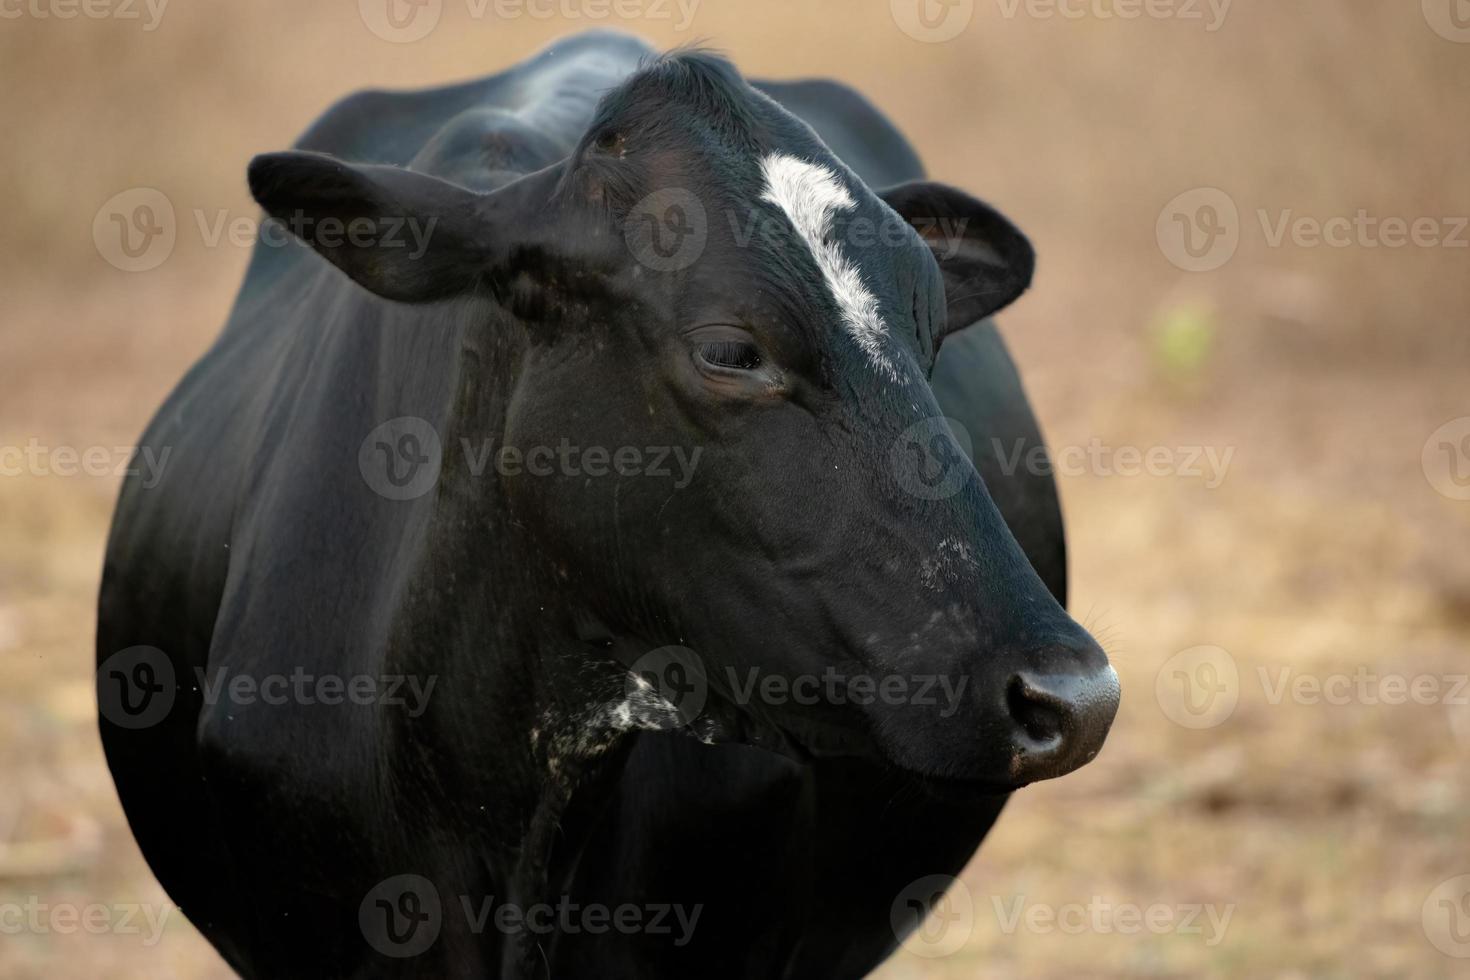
{"left": 97, "top": 32, "right": 1118, "bottom": 979}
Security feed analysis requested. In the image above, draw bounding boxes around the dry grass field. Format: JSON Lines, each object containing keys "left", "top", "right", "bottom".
{"left": 1, "top": 2, "right": 1467, "bottom": 977}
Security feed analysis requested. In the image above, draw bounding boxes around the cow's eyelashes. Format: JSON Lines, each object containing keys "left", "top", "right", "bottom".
{"left": 695, "top": 339, "right": 763, "bottom": 372}
{"left": 684, "top": 325, "right": 773, "bottom": 387}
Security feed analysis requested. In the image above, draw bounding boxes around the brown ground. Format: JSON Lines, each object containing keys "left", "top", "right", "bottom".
{"left": 2, "top": 2, "right": 1467, "bottom": 977}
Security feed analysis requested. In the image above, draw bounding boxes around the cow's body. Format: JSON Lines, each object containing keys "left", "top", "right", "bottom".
{"left": 99, "top": 33, "right": 1073, "bottom": 979}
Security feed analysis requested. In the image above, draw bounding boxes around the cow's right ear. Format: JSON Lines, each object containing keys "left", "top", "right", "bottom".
{"left": 879, "top": 181, "right": 1035, "bottom": 335}
{"left": 248, "top": 151, "right": 495, "bottom": 303}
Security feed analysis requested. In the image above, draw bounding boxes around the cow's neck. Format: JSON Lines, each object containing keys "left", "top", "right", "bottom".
{"left": 367, "top": 312, "right": 665, "bottom": 969}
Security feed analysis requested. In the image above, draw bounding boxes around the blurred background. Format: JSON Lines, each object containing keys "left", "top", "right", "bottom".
{"left": 2, "top": 1, "right": 1467, "bottom": 977}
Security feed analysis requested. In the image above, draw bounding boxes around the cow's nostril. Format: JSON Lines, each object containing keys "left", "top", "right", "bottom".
{"left": 1006, "top": 674, "right": 1068, "bottom": 747}
{"left": 1005, "top": 666, "right": 1120, "bottom": 785}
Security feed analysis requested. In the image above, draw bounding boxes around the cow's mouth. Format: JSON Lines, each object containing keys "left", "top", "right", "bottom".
{"left": 877, "top": 664, "right": 1122, "bottom": 794}
{"left": 625, "top": 640, "right": 1118, "bottom": 796}
{"left": 688, "top": 660, "right": 1120, "bottom": 795}
{"left": 687, "top": 697, "right": 1017, "bottom": 797}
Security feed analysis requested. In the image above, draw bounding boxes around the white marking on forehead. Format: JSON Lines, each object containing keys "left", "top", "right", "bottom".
{"left": 758, "top": 153, "right": 897, "bottom": 380}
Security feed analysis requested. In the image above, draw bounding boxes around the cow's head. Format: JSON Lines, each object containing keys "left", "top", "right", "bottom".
{"left": 248, "top": 52, "right": 1118, "bottom": 792}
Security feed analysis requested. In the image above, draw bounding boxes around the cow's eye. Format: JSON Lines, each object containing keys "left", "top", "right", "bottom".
{"left": 696, "top": 339, "right": 763, "bottom": 371}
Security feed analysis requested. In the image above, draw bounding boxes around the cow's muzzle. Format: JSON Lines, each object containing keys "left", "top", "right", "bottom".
{"left": 1004, "top": 658, "right": 1121, "bottom": 785}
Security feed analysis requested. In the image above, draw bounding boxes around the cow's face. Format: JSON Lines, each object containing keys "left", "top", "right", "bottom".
{"left": 248, "top": 53, "right": 1117, "bottom": 793}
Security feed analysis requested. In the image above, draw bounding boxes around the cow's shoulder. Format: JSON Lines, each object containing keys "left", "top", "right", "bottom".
{"left": 239, "top": 31, "right": 656, "bottom": 289}
{"left": 753, "top": 77, "right": 926, "bottom": 188}
{"left": 291, "top": 30, "right": 656, "bottom": 166}
{"left": 293, "top": 80, "right": 494, "bottom": 166}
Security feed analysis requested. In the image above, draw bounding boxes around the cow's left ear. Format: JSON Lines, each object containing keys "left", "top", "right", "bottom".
{"left": 249, "top": 150, "right": 499, "bottom": 303}
{"left": 879, "top": 181, "right": 1035, "bottom": 335}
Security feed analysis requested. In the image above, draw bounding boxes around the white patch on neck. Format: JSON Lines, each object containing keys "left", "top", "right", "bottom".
{"left": 759, "top": 153, "right": 896, "bottom": 380}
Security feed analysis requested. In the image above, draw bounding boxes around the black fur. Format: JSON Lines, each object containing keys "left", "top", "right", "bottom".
{"left": 98, "top": 32, "right": 1110, "bottom": 979}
